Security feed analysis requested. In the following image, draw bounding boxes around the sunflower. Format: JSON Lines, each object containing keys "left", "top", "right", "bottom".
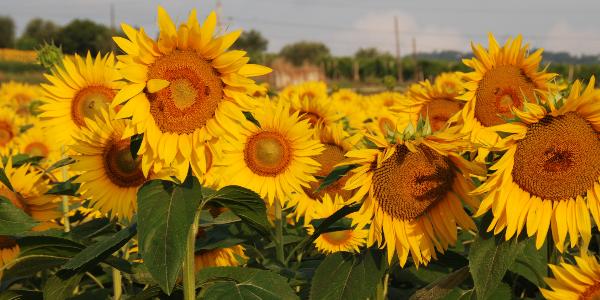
{"left": 39, "top": 52, "right": 123, "bottom": 146}
{"left": 0, "top": 107, "right": 23, "bottom": 151}
{"left": 194, "top": 245, "right": 247, "bottom": 271}
{"left": 541, "top": 254, "right": 600, "bottom": 300}
{"left": 459, "top": 33, "right": 558, "bottom": 151}
{"left": 365, "top": 108, "right": 400, "bottom": 137}
{"left": 331, "top": 88, "right": 360, "bottom": 105}
{"left": 283, "top": 93, "right": 342, "bottom": 129}
{"left": 306, "top": 194, "right": 367, "bottom": 254}
{"left": 343, "top": 126, "right": 483, "bottom": 266}
{"left": 0, "top": 159, "right": 62, "bottom": 274}
{"left": 280, "top": 81, "right": 327, "bottom": 101}
{"left": 112, "top": 6, "right": 271, "bottom": 182}
{"left": 373, "top": 91, "right": 405, "bottom": 109}
{"left": 0, "top": 81, "right": 41, "bottom": 116}
{"left": 14, "top": 123, "right": 61, "bottom": 165}
{"left": 291, "top": 124, "right": 361, "bottom": 223}
{"left": 473, "top": 77, "right": 600, "bottom": 252}
{"left": 70, "top": 109, "right": 150, "bottom": 220}
{"left": 219, "top": 100, "right": 324, "bottom": 206}
{"left": 395, "top": 72, "right": 466, "bottom": 132}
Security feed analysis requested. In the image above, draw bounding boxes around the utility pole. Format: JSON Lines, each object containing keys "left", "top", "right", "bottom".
{"left": 412, "top": 37, "right": 419, "bottom": 81}
{"left": 394, "top": 16, "right": 404, "bottom": 84}
{"left": 110, "top": 3, "right": 116, "bottom": 30}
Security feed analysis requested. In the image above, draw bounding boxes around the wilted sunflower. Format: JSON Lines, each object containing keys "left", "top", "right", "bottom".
{"left": 473, "top": 78, "right": 600, "bottom": 252}
{"left": 292, "top": 124, "right": 361, "bottom": 223}
{"left": 0, "top": 107, "right": 23, "bottom": 151}
{"left": 0, "top": 160, "right": 62, "bottom": 273}
{"left": 70, "top": 109, "right": 151, "bottom": 220}
{"left": 219, "top": 101, "right": 324, "bottom": 205}
{"left": 280, "top": 81, "right": 327, "bottom": 101}
{"left": 395, "top": 72, "right": 466, "bottom": 132}
{"left": 306, "top": 194, "right": 367, "bottom": 254}
{"left": 343, "top": 126, "right": 483, "bottom": 266}
{"left": 113, "top": 6, "right": 271, "bottom": 182}
{"left": 14, "top": 124, "right": 61, "bottom": 165}
{"left": 39, "top": 52, "right": 123, "bottom": 146}
{"left": 0, "top": 81, "right": 41, "bottom": 116}
{"left": 459, "top": 33, "right": 558, "bottom": 151}
{"left": 541, "top": 254, "right": 600, "bottom": 300}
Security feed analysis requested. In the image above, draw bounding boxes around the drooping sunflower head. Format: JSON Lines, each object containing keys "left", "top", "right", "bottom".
{"left": 343, "top": 128, "right": 482, "bottom": 266}
{"left": 474, "top": 77, "right": 600, "bottom": 252}
{"left": 39, "top": 52, "right": 123, "bottom": 146}
{"left": 112, "top": 6, "right": 271, "bottom": 182}
{"left": 280, "top": 81, "right": 328, "bottom": 101}
{"left": 0, "top": 81, "right": 42, "bottom": 116}
{"left": 306, "top": 194, "right": 368, "bottom": 254}
{"left": 459, "top": 33, "right": 558, "bottom": 144}
{"left": 70, "top": 109, "right": 148, "bottom": 220}
{"left": 395, "top": 73, "right": 466, "bottom": 133}
{"left": 219, "top": 100, "right": 324, "bottom": 205}
{"left": 541, "top": 253, "right": 600, "bottom": 300}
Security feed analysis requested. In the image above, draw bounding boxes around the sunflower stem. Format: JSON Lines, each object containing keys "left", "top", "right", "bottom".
{"left": 60, "top": 146, "right": 70, "bottom": 232}
{"left": 183, "top": 211, "right": 199, "bottom": 300}
{"left": 112, "top": 267, "right": 122, "bottom": 300}
{"left": 274, "top": 198, "right": 285, "bottom": 264}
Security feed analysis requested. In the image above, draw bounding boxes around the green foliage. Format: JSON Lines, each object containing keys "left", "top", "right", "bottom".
{"left": 55, "top": 19, "right": 114, "bottom": 54}
{"left": 233, "top": 29, "right": 268, "bottom": 64}
{"left": 197, "top": 267, "right": 298, "bottom": 300}
{"left": 0, "top": 16, "right": 15, "bottom": 48}
{"left": 0, "top": 197, "right": 38, "bottom": 235}
{"left": 280, "top": 41, "right": 331, "bottom": 66}
{"left": 309, "top": 250, "right": 386, "bottom": 300}
{"left": 20, "top": 19, "right": 60, "bottom": 49}
{"left": 42, "top": 273, "right": 84, "bottom": 300}
{"left": 36, "top": 43, "right": 64, "bottom": 70}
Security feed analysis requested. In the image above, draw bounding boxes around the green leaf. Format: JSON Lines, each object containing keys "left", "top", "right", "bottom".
{"left": 410, "top": 266, "right": 470, "bottom": 300}
{"left": 137, "top": 177, "right": 203, "bottom": 294}
{"left": 309, "top": 250, "right": 386, "bottom": 300}
{"left": 0, "top": 196, "right": 38, "bottom": 235}
{"left": 196, "top": 267, "right": 298, "bottom": 300}
{"left": 130, "top": 134, "right": 143, "bottom": 160}
{"left": 60, "top": 224, "right": 136, "bottom": 274}
{"left": 242, "top": 111, "right": 261, "bottom": 127}
{"left": 42, "top": 273, "right": 84, "bottom": 300}
{"left": 315, "top": 165, "right": 357, "bottom": 193}
{"left": 509, "top": 238, "right": 546, "bottom": 286}
{"left": 0, "top": 168, "right": 14, "bottom": 191}
{"left": 46, "top": 175, "right": 81, "bottom": 196}
{"left": 45, "top": 157, "right": 75, "bottom": 173}
{"left": 469, "top": 235, "right": 525, "bottom": 300}
{"left": 0, "top": 290, "right": 42, "bottom": 300}
{"left": 203, "top": 186, "right": 270, "bottom": 237}
{"left": 9, "top": 154, "right": 43, "bottom": 167}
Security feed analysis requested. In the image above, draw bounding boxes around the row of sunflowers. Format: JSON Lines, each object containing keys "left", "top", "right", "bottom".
{"left": 0, "top": 5, "right": 598, "bottom": 300}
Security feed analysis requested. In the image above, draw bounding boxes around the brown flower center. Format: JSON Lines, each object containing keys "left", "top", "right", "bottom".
{"left": 419, "top": 98, "right": 464, "bottom": 132}
{"left": 244, "top": 131, "right": 292, "bottom": 176}
{"left": 474, "top": 65, "right": 536, "bottom": 127}
{"left": 372, "top": 145, "right": 455, "bottom": 221}
{"left": 147, "top": 50, "right": 223, "bottom": 134}
{"left": 0, "top": 121, "right": 14, "bottom": 146}
{"left": 583, "top": 283, "right": 600, "bottom": 300}
{"left": 304, "top": 143, "right": 352, "bottom": 199}
{"left": 24, "top": 142, "right": 50, "bottom": 157}
{"left": 71, "top": 85, "right": 115, "bottom": 127}
{"left": 0, "top": 236, "right": 17, "bottom": 249}
{"left": 103, "top": 138, "right": 146, "bottom": 188}
{"left": 512, "top": 112, "right": 600, "bottom": 201}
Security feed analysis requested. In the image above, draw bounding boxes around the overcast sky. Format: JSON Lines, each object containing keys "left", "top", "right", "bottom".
{"left": 2, "top": 0, "right": 600, "bottom": 56}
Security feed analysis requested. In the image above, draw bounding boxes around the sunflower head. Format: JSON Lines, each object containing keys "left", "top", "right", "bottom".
{"left": 112, "top": 6, "right": 271, "bottom": 182}
{"left": 280, "top": 81, "right": 327, "bottom": 101}
{"left": 14, "top": 123, "right": 61, "bottom": 165}
{"left": 0, "top": 81, "right": 42, "bottom": 116}
{"left": 541, "top": 254, "right": 600, "bottom": 300}
{"left": 0, "top": 107, "right": 23, "bottom": 150}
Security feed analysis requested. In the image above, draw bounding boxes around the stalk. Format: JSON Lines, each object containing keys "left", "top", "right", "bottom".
{"left": 274, "top": 198, "right": 285, "bottom": 263}
{"left": 183, "top": 212, "right": 199, "bottom": 300}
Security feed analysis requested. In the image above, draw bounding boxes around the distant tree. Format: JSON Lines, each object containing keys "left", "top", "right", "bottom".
{"left": 233, "top": 29, "right": 268, "bottom": 63}
{"left": 17, "top": 18, "right": 60, "bottom": 49}
{"left": 56, "top": 19, "right": 113, "bottom": 54}
{"left": 0, "top": 16, "right": 15, "bottom": 48}
{"left": 279, "top": 41, "right": 330, "bottom": 66}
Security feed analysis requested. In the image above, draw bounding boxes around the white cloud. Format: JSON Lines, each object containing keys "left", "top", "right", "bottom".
{"left": 332, "top": 10, "right": 469, "bottom": 55}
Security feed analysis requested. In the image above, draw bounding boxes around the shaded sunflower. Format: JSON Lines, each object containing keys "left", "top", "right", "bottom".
{"left": 540, "top": 253, "right": 600, "bottom": 300}
{"left": 306, "top": 194, "right": 367, "bottom": 254}
{"left": 39, "top": 52, "right": 123, "bottom": 146}
{"left": 219, "top": 100, "right": 324, "bottom": 206}
{"left": 70, "top": 109, "right": 151, "bottom": 220}
{"left": 395, "top": 72, "right": 466, "bottom": 132}
{"left": 112, "top": 6, "right": 271, "bottom": 182}
{"left": 343, "top": 126, "right": 483, "bottom": 266}
{"left": 291, "top": 124, "right": 361, "bottom": 223}
{"left": 194, "top": 245, "right": 247, "bottom": 271}
{"left": 0, "top": 81, "right": 41, "bottom": 116}
{"left": 473, "top": 77, "right": 600, "bottom": 252}
{"left": 459, "top": 33, "right": 558, "bottom": 153}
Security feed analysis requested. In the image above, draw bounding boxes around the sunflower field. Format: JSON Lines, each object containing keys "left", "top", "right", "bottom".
{"left": 0, "top": 5, "right": 599, "bottom": 300}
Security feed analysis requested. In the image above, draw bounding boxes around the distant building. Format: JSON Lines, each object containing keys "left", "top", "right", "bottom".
{"left": 267, "top": 58, "right": 326, "bottom": 89}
